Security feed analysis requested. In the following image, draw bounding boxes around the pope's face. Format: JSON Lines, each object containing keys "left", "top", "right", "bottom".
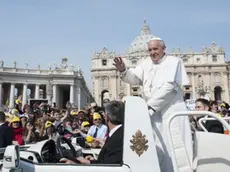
{"left": 148, "top": 40, "right": 165, "bottom": 62}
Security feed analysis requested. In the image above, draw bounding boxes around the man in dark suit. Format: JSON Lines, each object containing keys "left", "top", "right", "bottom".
{"left": 60, "top": 100, "right": 124, "bottom": 164}
{"left": 0, "top": 111, "right": 13, "bottom": 148}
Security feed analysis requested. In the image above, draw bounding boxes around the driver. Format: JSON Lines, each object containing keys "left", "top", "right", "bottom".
{"left": 60, "top": 100, "right": 124, "bottom": 164}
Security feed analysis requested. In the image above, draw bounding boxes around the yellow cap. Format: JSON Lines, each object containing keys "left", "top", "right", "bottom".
{"left": 71, "top": 111, "right": 78, "bottom": 115}
{"left": 81, "top": 121, "right": 90, "bottom": 127}
{"left": 220, "top": 103, "right": 226, "bottom": 107}
{"left": 78, "top": 110, "right": 84, "bottom": 114}
{"left": 5, "top": 113, "right": 13, "bottom": 119}
{"left": 11, "top": 109, "right": 19, "bottom": 116}
{"left": 93, "top": 113, "right": 101, "bottom": 120}
{"left": 15, "top": 99, "right": 21, "bottom": 105}
{"left": 11, "top": 116, "right": 20, "bottom": 123}
{"left": 45, "top": 121, "right": 53, "bottom": 129}
{"left": 85, "top": 135, "right": 95, "bottom": 143}
{"left": 217, "top": 113, "right": 223, "bottom": 117}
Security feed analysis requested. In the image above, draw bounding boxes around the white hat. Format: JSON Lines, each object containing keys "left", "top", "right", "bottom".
{"left": 149, "top": 37, "right": 163, "bottom": 42}
{"left": 20, "top": 114, "right": 28, "bottom": 119}
{"left": 148, "top": 37, "right": 165, "bottom": 46}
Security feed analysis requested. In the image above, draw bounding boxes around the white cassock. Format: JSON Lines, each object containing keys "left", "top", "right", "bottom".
{"left": 121, "top": 55, "right": 193, "bottom": 172}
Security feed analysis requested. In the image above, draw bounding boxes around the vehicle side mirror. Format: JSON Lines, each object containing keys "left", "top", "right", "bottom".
{"left": 3, "top": 145, "right": 20, "bottom": 169}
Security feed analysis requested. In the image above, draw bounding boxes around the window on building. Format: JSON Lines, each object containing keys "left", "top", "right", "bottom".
{"left": 197, "top": 58, "right": 200, "bottom": 62}
{"left": 184, "top": 85, "right": 190, "bottom": 90}
{"left": 183, "top": 58, "right": 188, "bottom": 63}
{"left": 212, "top": 55, "right": 217, "bottom": 62}
{"left": 102, "top": 59, "right": 107, "bottom": 66}
{"left": 132, "top": 87, "right": 138, "bottom": 92}
{"left": 132, "top": 60, "right": 137, "bottom": 65}
{"left": 184, "top": 93, "right": 191, "bottom": 100}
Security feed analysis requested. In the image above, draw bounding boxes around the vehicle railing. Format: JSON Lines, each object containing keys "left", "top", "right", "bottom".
{"left": 198, "top": 117, "right": 230, "bottom": 132}
{"left": 0, "top": 145, "right": 30, "bottom": 154}
{"left": 165, "top": 111, "right": 230, "bottom": 172}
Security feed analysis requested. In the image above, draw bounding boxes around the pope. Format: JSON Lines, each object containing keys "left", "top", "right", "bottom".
{"left": 113, "top": 37, "right": 193, "bottom": 172}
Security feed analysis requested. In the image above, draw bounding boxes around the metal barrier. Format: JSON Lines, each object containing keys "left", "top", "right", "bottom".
{"left": 165, "top": 111, "right": 230, "bottom": 172}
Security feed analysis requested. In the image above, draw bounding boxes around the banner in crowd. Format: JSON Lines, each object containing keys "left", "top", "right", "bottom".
{"left": 185, "top": 99, "right": 196, "bottom": 111}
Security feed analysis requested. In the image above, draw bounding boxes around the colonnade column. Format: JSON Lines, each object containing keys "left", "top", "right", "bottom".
{"left": 22, "top": 84, "right": 28, "bottom": 107}
{"left": 192, "top": 73, "right": 196, "bottom": 99}
{"left": 0, "top": 83, "right": 2, "bottom": 106}
{"left": 223, "top": 72, "right": 230, "bottom": 102}
{"left": 70, "top": 84, "right": 74, "bottom": 104}
{"left": 35, "top": 84, "right": 40, "bottom": 99}
{"left": 77, "top": 86, "right": 81, "bottom": 110}
{"left": 126, "top": 83, "right": 131, "bottom": 96}
{"left": 52, "top": 84, "right": 57, "bottom": 104}
{"left": 9, "top": 83, "right": 15, "bottom": 108}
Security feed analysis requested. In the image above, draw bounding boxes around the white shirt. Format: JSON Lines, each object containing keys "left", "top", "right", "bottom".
{"left": 87, "top": 124, "right": 108, "bottom": 139}
{"left": 109, "top": 124, "right": 122, "bottom": 137}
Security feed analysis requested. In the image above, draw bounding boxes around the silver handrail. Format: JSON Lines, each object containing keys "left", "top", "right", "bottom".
{"left": 165, "top": 111, "right": 230, "bottom": 172}
{"left": 198, "top": 117, "right": 230, "bottom": 132}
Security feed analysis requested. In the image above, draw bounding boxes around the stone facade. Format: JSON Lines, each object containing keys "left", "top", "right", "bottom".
{"left": 0, "top": 57, "right": 94, "bottom": 109}
{"left": 91, "top": 20, "right": 230, "bottom": 105}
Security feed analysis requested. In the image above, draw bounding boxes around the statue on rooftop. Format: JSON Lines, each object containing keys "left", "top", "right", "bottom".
{"left": 61, "top": 57, "right": 68, "bottom": 69}
{"left": 77, "top": 65, "right": 81, "bottom": 72}
{"left": 202, "top": 46, "right": 209, "bottom": 54}
{"left": 48, "top": 64, "right": 52, "bottom": 70}
{"left": 13, "top": 61, "right": 17, "bottom": 68}
{"left": 25, "top": 63, "right": 28, "bottom": 69}
{"left": 70, "top": 64, "right": 74, "bottom": 71}
{"left": 0, "top": 60, "right": 3, "bottom": 67}
{"left": 53, "top": 62, "right": 58, "bottom": 70}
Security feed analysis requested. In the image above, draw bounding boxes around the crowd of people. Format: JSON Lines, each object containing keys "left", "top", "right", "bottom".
{"left": 0, "top": 96, "right": 109, "bottom": 148}
{"left": 1, "top": 96, "right": 229, "bottom": 148}
{"left": 190, "top": 98, "right": 230, "bottom": 135}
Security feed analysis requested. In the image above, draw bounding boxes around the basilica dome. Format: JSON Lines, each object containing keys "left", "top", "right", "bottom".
{"left": 127, "top": 20, "right": 157, "bottom": 54}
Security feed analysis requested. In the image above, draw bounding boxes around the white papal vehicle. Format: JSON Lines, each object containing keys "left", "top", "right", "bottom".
{"left": 1, "top": 96, "right": 230, "bottom": 172}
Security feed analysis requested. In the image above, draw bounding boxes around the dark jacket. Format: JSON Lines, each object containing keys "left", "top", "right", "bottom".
{"left": 0, "top": 123, "right": 13, "bottom": 148}
{"left": 90, "top": 126, "right": 123, "bottom": 164}
{"left": 205, "top": 120, "right": 224, "bottom": 134}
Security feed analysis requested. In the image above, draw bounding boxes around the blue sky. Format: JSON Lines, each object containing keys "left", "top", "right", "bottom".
{"left": 0, "top": 0, "right": 230, "bottom": 88}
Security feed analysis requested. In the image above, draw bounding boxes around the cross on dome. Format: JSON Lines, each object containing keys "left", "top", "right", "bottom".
{"left": 140, "top": 19, "right": 152, "bottom": 35}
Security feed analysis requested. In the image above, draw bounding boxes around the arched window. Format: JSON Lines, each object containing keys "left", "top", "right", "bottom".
{"left": 214, "top": 86, "right": 222, "bottom": 101}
